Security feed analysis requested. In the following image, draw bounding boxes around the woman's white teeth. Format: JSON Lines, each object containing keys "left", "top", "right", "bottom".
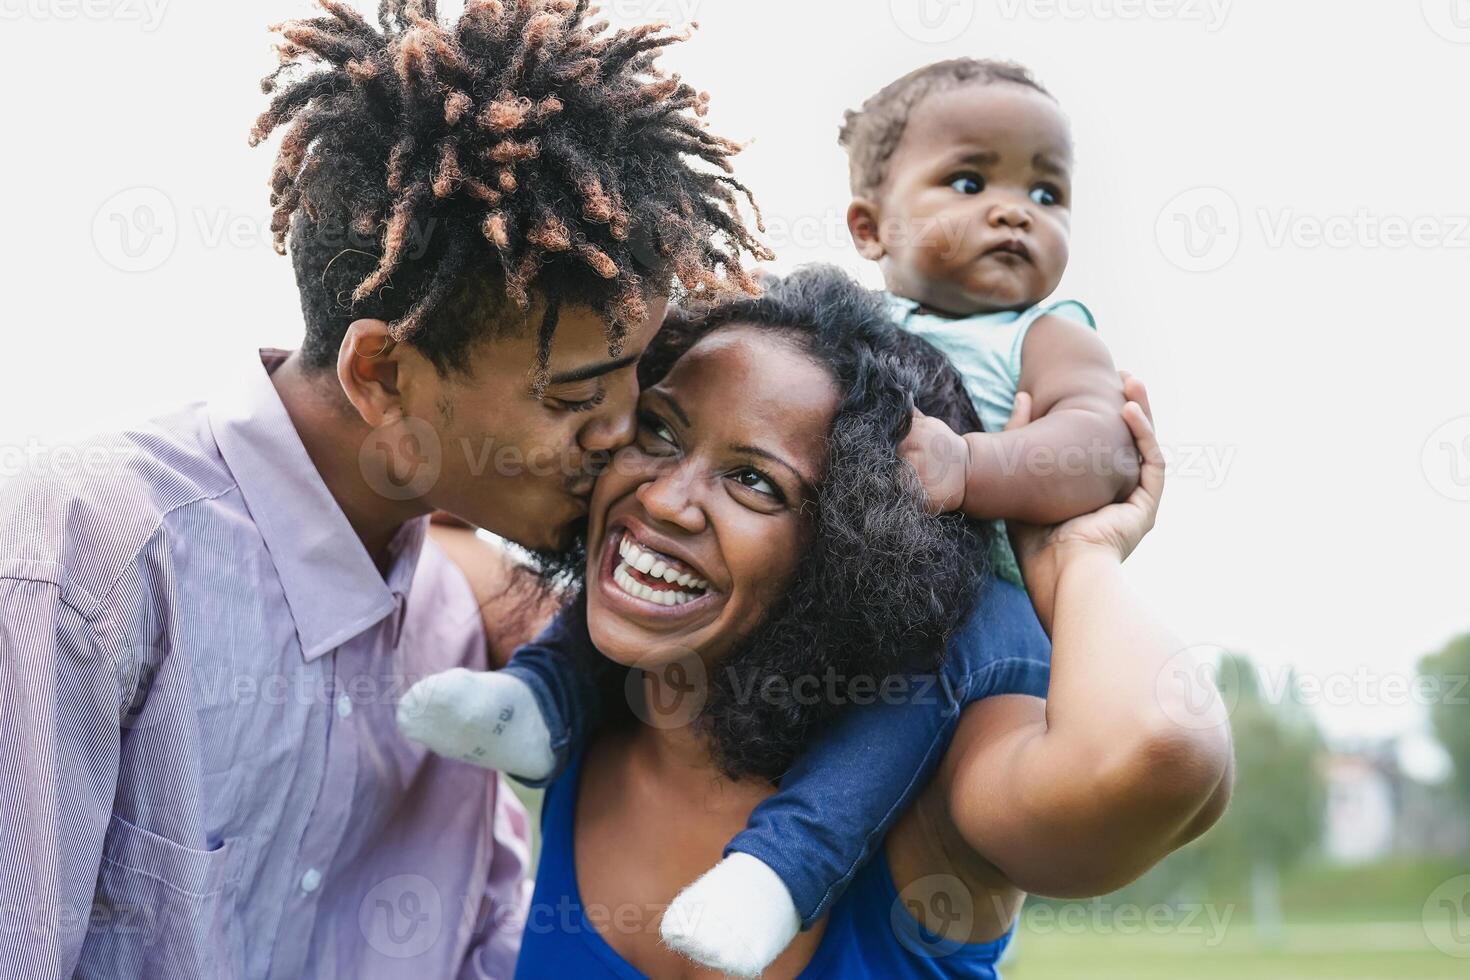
{"left": 616, "top": 535, "right": 709, "bottom": 592}
{"left": 613, "top": 561, "right": 701, "bottom": 606}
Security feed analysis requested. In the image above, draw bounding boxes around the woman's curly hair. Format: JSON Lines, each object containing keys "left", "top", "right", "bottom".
{"left": 614, "top": 264, "right": 993, "bottom": 781}
{"left": 252, "top": 0, "right": 770, "bottom": 383}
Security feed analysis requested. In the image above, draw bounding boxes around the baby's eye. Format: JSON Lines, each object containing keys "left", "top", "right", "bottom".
{"left": 1030, "top": 184, "right": 1062, "bottom": 206}
{"left": 948, "top": 173, "right": 984, "bottom": 195}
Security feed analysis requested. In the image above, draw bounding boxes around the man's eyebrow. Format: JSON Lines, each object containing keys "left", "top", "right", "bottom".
{"left": 546, "top": 351, "right": 640, "bottom": 386}
{"left": 733, "top": 443, "right": 816, "bottom": 494}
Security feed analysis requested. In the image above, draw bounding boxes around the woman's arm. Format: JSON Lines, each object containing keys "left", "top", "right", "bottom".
{"left": 428, "top": 519, "right": 562, "bottom": 668}
{"left": 910, "top": 380, "right": 1233, "bottom": 900}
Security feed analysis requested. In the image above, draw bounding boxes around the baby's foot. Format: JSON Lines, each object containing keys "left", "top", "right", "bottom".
{"left": 660, "top": 853, "right": 801, "bottom": 978}
{"left": 396, "top": 668, "right": 555, "bottom": 779}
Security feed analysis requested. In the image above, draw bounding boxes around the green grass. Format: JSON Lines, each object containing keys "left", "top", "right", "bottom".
{"left": 1006, "top": 922, "right": 1465, "bottom": 980}
{"left": 1005, "top": 859, "right": 1470, "bottom": 980}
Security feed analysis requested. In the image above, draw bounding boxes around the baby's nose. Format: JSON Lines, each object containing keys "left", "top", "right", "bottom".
{"left": 990, "top": 201, "right": 1032, "bottom": 227}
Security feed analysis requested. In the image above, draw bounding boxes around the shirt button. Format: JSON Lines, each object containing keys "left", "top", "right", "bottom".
{"left": 300, "top": 868, "right": 322, "bottom": 893}
{"left": 336, "top": 693, "right": 353, "bottom": 718}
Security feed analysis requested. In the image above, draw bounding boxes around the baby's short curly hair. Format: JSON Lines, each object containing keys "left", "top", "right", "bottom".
{"left": 252, "top": 0, "right": 770, "bottom": 382}
{"left": 838, "top": 57, "right": 1053, "bottom": 198}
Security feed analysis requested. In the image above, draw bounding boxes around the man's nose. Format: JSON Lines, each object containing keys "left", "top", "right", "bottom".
{"left": 579, "top": 374, "right": 640, "bottom": 456}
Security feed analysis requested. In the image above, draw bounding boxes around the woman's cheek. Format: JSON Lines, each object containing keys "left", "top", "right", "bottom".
{"left": 712, "top": 516, "right": 803, "bottom": 646}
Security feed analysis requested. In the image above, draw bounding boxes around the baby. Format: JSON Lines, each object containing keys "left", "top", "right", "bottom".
{"left": 399, "top": 58, "right": 1137, "bottom": 977}
{"left": 856, "top": 59, "right": 1136, "bottom": 587}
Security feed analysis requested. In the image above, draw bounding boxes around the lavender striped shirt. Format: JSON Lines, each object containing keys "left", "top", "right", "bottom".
{"left": 0, "top": 351, "right": 530, "bottom": 979}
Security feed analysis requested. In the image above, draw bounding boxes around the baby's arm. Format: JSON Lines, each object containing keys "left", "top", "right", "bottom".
{"left": 907, "top": 316, "right": 1140, "bottom": 524}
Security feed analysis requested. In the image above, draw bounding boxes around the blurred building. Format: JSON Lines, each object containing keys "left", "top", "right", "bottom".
{"left": 1322, "top": 740, "right": 1469, "bottom": 863}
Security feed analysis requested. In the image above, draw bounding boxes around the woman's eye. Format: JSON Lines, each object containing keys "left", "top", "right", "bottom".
{"left": 1030, "top": 184, "right": 1061, "bottom": 206}
{"left": 637, "top": 412, "right": 677, "bottom": 449}
{"left": 948, "top": 173, "right": 984, "bottom": 195}
{"left": 732, "top": 468, "right": 781, "bottom": 501}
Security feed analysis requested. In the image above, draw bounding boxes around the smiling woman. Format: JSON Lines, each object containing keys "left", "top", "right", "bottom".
{"left": 583, "top": 269, "right": 996, "bottom": 780}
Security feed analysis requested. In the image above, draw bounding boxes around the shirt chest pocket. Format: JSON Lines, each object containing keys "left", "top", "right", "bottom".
{"left": 77, "top": 814, "right": 248, "bottom": 979}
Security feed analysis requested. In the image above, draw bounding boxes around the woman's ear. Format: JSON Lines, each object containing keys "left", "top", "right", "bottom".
{"left": 847, "top": 199, "right": 885, "bottom": 261}
{"left": 337, "top": 319, "right": 405, "bottom": 428}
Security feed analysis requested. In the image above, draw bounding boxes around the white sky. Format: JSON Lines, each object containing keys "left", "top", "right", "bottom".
{"left": 2, "top": 1, "right": 1466, "bottom": 754}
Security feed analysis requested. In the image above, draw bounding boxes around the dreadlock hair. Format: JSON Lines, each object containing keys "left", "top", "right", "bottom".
{"left": 837, "top": 57, "right": 1054, "bottom": 199}
{"left": 251, "top": 0, "right": 772, "bottom": 384}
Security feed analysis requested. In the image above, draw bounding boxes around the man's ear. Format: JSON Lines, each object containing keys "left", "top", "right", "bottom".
{"left": 337, "top": 319, "right": 405, "bottom": 428}
{"left": 847, "top": 198, "right": 886, "bottom": 261}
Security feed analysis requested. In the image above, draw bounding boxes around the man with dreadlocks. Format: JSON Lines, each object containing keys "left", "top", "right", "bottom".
{"left": 0, "top": 1, "right": 765, "bottom": 977}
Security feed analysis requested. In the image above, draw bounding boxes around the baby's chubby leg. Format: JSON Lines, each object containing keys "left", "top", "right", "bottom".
{"left": 396, "top": 599, "right": 604, "bottom": 780}
{"left": 397, "top": 667, "right": 557, "bottom": 779}
{"left": 661, "top": 853, "right": 799, "bottom": 978}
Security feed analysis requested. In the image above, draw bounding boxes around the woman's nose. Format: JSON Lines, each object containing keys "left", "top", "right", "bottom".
{"left": 634, "top": 464, "right": 707, "bottom": 534}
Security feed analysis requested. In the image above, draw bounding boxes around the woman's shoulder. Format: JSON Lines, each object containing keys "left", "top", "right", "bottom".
{"left": 877, "top": 762, "right": 1026, "bottom": 962}
{"left": 810, "top": 818, "right": 1016, "bottom": 978}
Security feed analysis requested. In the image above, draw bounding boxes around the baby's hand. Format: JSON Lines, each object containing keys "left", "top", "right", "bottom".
{"left": 899, "top": 411, "right": 970, "bottom": 515}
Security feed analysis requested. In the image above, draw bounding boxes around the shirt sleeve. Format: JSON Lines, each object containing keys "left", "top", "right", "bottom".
{"left": 0, "top": 570, "right": 125, "bottom": 979}
{"left": 457, "top": 777, "right": 533, "bottom": 980}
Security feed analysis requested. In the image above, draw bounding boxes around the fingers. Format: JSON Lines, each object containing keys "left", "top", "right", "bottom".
{"left": 1122, "top": 400, "right": 1165, "bottom": 505}
{"left": 1004, "top": 391, "right": 1033, "bottom": 431}
{"left": 1120, "top": 372, "right": 1154, "bottom": 425}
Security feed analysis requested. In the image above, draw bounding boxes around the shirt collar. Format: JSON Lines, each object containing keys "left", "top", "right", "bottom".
{"left": 207, "top": 349, "right": 429, "bottom": 661}
{"left": 883, "top": 291, "right": 922, "bottom": 322}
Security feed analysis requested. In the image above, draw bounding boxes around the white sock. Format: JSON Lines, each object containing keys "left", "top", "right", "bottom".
{"left": 660, "top": 853, "right": 801, "bottom": 978}
{"left": 396, "top": 668, "right": 556, "bottom": 779}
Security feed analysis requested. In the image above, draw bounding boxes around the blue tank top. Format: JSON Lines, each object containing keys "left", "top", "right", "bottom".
{"left": 514, "top": 748, "right": 1014, "bottom": 979}
{"left": 885, "top": 293, "right": 1097, "bottom": 589}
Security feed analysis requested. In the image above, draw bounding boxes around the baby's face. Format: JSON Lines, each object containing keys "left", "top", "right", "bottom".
{"left": 853, "top": 82, "right": 1073, "bottom": 316}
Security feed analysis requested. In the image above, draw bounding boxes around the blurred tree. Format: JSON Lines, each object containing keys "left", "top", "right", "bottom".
{"left": 1419, "top": 632, "right": 1470, "bottom": 806}
{"left": 1165, "top": 651, "right": 1326, "bottom": 940}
